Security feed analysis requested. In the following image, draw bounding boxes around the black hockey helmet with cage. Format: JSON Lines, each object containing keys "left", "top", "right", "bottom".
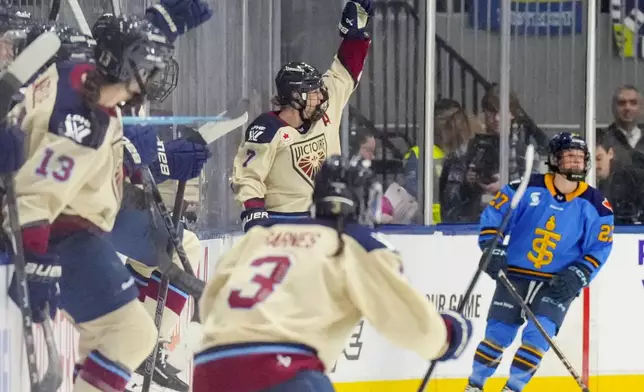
{"left": 312, "top": 155, "right": 382, "bottom": 227}
{"left": 146, "top": 56, "right": 178, "bottom": 103}
{"left": 91, "top": 14, "right": 173, "bottom": 94}
{"left": 275, "top": 61, "right": 329, "bottom": 122}
{"left": 547, "top": 132, "right": 590, "bottom": 182}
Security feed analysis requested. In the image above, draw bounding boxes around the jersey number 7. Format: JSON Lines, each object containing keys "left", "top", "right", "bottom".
{"left": 228, "top": 255, "right": 292, "bottom": 309}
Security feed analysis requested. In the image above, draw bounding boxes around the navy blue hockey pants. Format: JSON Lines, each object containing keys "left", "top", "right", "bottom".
{"left": 468, "top": 276, "right": 575, "bottom": 391}
{"left": 262, "top": 371, "right": 335, "bottom": 392}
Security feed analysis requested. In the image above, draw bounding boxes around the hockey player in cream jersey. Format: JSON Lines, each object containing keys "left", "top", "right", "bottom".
{"left": 5, "top": 15, "right": 174, "bottom": 392}
{"left": 232, "top": 0, "right": 373, "bottom": 232}
{"left": 193, "top": 155, "right": 473, "bottom": 392}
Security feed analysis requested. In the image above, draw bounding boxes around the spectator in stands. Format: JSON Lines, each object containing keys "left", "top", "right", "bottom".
{"left": 435, "top": 99, "right": 482, "bottom": 223}
{"left": 440, "top": 85, "right": 522, "bottom": 222}
{"left": 349, "top": 128, "right": 376, "bottom": 160}
{"left": 596, "top": 128, "right": 644, "bottom": 224}
{"left": 602, "top": 85, "right": 644, "bottom": 169}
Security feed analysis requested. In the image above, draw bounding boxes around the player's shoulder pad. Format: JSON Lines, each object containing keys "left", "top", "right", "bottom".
{"left": 343, "top": 223, "right": 398, "bottom": 253}
{"left": 48, "top": 62, "right": 109, "bottom": 149}
{"left": 243, "top": 112, "right": 285, "bottom": 144}
{"left": 579, "top": 185, "right": 614, "bottom": 217}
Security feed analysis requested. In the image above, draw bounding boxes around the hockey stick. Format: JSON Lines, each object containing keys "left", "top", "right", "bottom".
{"left": 141, "top": 180, "right": 187, "bottom": 392}
{"left": 48, "top": 0, "right": 61, "bottom": 21}
{"left": 38, "top": 304, "right": 63, "bottom": 391}
{"left": 140, "top": 167, "right": 204, "bottom": 297}
{"left": 496, "top": 271, "right": 590, "bottom": 392}
{"left": 121, "top": 99, "right": 249, "bottom": 144}
{"left": 417, "top": 145, "right": 535, "bottom": 392}
{"left": 0, "top": 31, "right": 62, "bottom": 392}
{"left": 0, "top": 32, "right": 61, "bottom": 119}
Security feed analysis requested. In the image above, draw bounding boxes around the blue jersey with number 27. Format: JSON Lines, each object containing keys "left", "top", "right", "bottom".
{"left": 478, "top": 173, "right": 614, "bottom": 282}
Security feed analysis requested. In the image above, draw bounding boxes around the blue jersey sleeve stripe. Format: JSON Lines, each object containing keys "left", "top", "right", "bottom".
{"left": 583, "top": 254, "right": 601, "bottom": 269}
{"left": 507, "top": 266, "right": 554, "bottom": 279}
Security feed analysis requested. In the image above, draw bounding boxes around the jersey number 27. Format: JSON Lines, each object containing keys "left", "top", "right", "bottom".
{"left": 228, "top": 255, "right": 292, "bottom": 309}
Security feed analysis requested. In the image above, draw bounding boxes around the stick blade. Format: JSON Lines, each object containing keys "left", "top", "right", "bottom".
{"left": 196, "top": 110, "right": 249, "bottom": 144}
{"left": 510, "top": 144, "right": 535, "bottom": 208}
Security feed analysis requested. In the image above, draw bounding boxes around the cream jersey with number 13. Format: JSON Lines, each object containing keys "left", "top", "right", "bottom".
{"left": 199, "top": 218, "right": 451, "bottom": 368}
{"left": 13, "top": 62, "right": 125, "bottom": 232}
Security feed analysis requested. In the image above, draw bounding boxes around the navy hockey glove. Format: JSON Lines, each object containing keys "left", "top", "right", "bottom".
{"left": 0, "top": 125, "right": 25, "bottom": 174}
{"left": 8, "top": 251, "right": 61, "bottom": 323}
{"left": 150, "top": 138, "right": 211, "bottom": 183}
{"left": 122, "top": 124, "right": 159, "bottom": 178}
{"left": 480, "top": 243, "right": 507, "bottom": 280}
{"left": 547, "top": 263, "right": 591, "bottom": 303}
{"left": 339, "top": 0, "right": 375, "bottom": 40}
{"left": 241, "top": 207, "right": 269, "bottom": 232}
{"left": 435, "top": 310, "right": 473, "bottom": 361}
{"left": 146, "top": 0, "right": 213, "bottom": 42}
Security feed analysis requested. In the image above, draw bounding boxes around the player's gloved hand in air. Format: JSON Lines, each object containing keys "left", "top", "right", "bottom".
{"left": 339, "top": 0, "right": 375, "bottom": 40}
{"left": 435, "top": 310, "right": 473, "bottom": 361}
{"left": 480, "top": 243, "right": 507, "bottom": 280}
{"left": 7, "top": 251, "right": 61, "bottom": 323}
{"left": 122, "top": 124, "right": 160, "bottom": 178}
{"left": 547, "top": 263, "right": 591, "bottom": 302}
{"left": 146, "top": 0, "right": 213, "bottom": 43}
{"left": 150, "top": 138, "right": 211, "bottom": 183}
{"left": 240, "top": 201, "right": 269, "bottom": 232}
{"left": 0, "top": 124, "right": 25, "bottom": 174}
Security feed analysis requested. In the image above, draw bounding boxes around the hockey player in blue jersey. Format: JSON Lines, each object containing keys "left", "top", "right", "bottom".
{"left": 464, "top": 133, "right": 614, "bottom": 392}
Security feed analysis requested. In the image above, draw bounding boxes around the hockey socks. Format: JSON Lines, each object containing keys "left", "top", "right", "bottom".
{"left": 506, "top": 344, "right": 544, "bottom": 391}
{"left": 468, "top": 338, "right": 504, "bottom": 387}
{"left": 75, "top": 351, "right": 131, "bottom": 392}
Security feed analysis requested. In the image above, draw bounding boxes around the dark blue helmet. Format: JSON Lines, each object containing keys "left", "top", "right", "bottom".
{"left": 91, "top": 14, "right": 173, "bottom": 94}
{"left": 313, "top": 155, "right": 382, "bottom": 226}
{"left": 547, "top": 132, "right": 590, "bottom": 182}
{"left": 274, "top": 61, "right": 329, "bottom": 121}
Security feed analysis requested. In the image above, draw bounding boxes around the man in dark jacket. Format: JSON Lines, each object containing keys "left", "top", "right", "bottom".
{"left": 602, "top": 85, "right": 644, "bottom": 169}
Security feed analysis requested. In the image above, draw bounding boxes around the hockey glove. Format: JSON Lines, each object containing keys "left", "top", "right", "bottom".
{"left": 0, "top": 124, "right": 25, "bottom": 174}
{"left": 339, "top": 0, "right": 375, "bottom": 40}
{"left": 435, "top": 310, "right": 473, "bottom": 361}
{"left": 241, "top": 207, "right": 269, "bottom": 233}
{"left": 146, "top": 0, "right": 213, "bottom": 43}
{"left": 122, "top": 124, "right": 159, "bottom": 178}
{"left": 150, "top": 138, "right": 211, "bottom": 183}
{"left": 8, "top": 251, "right": 61, "bottom": 323}
{"left": 547, "top": 263, "right": 591, "bottom": 303}
{"left": 480, "top": 243, "right": 508, "bottom": 280}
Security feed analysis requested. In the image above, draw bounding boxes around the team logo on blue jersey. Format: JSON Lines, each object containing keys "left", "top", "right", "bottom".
{"left": 527, "top": 216, "right": 561, "bottom": 269}
{"left": 611, "top": 0, "right": 644, "bottom": 58}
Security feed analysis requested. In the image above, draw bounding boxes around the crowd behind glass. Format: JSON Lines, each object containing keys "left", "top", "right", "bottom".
{"left": 348, "top": 84, "right": 644, "bottom": 226}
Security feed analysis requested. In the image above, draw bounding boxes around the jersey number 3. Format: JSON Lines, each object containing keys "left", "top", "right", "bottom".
{"left": 228, "top": 255, "right": 292, "bottom": 309}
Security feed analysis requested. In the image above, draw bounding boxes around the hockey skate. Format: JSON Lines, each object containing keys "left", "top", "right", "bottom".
{"left": 126, "top": 342, "right": 189, "bottom": 392}
{"left": 464, "top": 383, "right": 483, "bottom": 392}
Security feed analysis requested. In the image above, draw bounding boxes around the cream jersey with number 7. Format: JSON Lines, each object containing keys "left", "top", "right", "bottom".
{"left": 231, "top": 39, "right": 370, "bottom": 214}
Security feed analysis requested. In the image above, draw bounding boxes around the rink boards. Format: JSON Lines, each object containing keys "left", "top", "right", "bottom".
{"left": 1, "top": 227, "right": 644, "bottom": 391}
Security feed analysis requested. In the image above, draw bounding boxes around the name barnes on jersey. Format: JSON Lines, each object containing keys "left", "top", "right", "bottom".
{"left": 231, "top": 38, "right": 370, "bottom": 217}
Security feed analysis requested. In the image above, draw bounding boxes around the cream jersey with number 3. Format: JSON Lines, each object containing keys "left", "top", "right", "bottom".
{"left": 199, "top": 219, "right": 450, "bottom": 368}
{"left": 13, "top": 62, "right": 124, "bottom": 231}
{"left": 231, "top": 38, "right": 371, "bottom": 213}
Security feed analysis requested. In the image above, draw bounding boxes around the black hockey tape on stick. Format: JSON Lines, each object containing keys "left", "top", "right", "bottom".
{"left": 140, "top": 167, "right": 203, "bottom": 297}
{"left": 0, "top": 32, "right": 61, "bottom": 119}
{"left": 37, "top": 304, "right": 63, "bottom": 392}
{"left": 416, "top": 145, "right": 536, "bottom": 392}
{"left": 497, "top": 271, "right": 590, "bottom": 392}
{"left": 48, "top": 0, "right": 61, "bottom": 21}
{"left": 141, "top": 180, "right": 186, "bottom": 392}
